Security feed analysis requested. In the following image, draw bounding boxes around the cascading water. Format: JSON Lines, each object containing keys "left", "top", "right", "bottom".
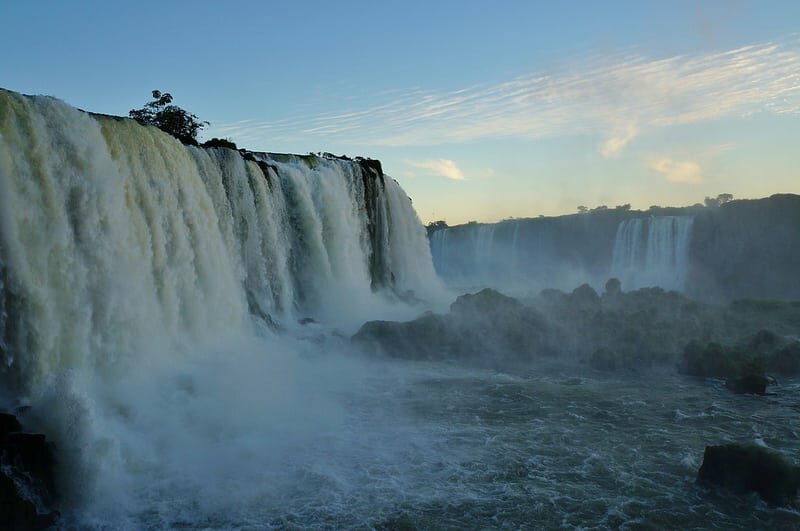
{"left": 0, "top": 91, "right": 443, "bottom": 370}
{"left": 0, "top": 89, "right": 445, "bottom": 525}
{"left": 428, "top": 218, "right": 607, "bottom": 294}
{"left": 429, "top": 222, "right": 513, "bottom": 288}
{"left": 610, "top": 216, "right": 694, "bottom": 292}
{"left": 430, "top": 215, "right": 696, "bottom": 295}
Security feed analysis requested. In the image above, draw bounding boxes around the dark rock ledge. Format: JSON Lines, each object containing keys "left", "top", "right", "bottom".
{"left": 0, "top": 412, "right": 58, "bottom": 530}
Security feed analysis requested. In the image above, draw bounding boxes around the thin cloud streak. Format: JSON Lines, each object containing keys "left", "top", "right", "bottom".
{"left": 406, "top": 159, "right": 466, "bottom": 180}
{"left": 212, "top": 38, "right": 800, "bottom": 153}
{"left": 600, "top": 122, "right": 639, "bottom": 158}
{"left": 648, "top": 157, "right": 703, "bottom": 184}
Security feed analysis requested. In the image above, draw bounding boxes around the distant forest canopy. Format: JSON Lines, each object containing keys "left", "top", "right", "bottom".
{"left": 426, "top": 193, "right": 736, "bottom": 230}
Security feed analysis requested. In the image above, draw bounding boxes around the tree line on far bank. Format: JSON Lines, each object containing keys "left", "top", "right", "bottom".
{"left": 426, "top": 193, "right": 736, "bottom": 231}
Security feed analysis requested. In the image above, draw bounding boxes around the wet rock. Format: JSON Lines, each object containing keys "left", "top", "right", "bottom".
{"left": 603, "top": 277, "right": 622, "bottom": 298}
{"left": 589, "top": 347, "right": 627, "bottom": 371}
{"left": 354, "top": 289, "right": 554, "bottom": 364}
{"left": 449, "top": 288, "right": 523, "bottom": 320}
{"left": 748, "top": 329, "right": 781, "bottom": 353}
{"left": 448, "top": 289, "right": 552, "bottom": 359}
{"left": 698, "top": 443, "right": 800, "bottom": 506}
{"left": 0, "top": 413, "right": 22, "bottom": 435}
{"left": 538, "top": 288, "right": 567, "bottom": 303}
{"left": 765, "top": 341, "right": 800, "bottom": 376}
{"left": 0, "top": 412, "right": 59, "bottom": 530}
{"left": 680, "top": 339, "right": 770, "bottom": 394}
{"left": 353, "top": 312, "right": 450, "bottom": 361}
{"left": 679, "top": 341, "right": 739, "bottom": 378}
{"left": 725, "top": 373, "right": 768, "bottom": 395}
{"left": 0, "top": 472, "right": 57, "bottom": 531}
{"left": 569, "top": 283, "right": 601, "bottom": 306}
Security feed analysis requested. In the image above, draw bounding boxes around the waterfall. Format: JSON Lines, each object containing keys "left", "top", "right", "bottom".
{"left": 0, "top": 88, "right": 449, "bottom": 522}
{"left": 610, "top": 216, "right": 694, "bottom": 291}
{"left": 428, "top": 214, "right": 696, "bottom": 294}
{"left": 427, "top": 218, "right": 600, "bottom": 293}
{"left": 0, "top": 88, "right": 442, "bottom": 394}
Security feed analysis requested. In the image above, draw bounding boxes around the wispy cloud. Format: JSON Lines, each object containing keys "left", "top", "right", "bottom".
{"left": 212, "top": 37, "right": 800, "bottom": 155}
{"left": 406, "top": 159, "right": 465, "bottom": 180}
{"left": 648, "top": 157, "right": 703, "bottom": 183}
{"left": 599, "top": 122, "right": 639, "bottom": 158}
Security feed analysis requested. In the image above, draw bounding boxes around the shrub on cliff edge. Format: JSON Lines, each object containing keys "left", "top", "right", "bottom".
{"left": 129, "top": 90, "right": 208, "bottom": 145}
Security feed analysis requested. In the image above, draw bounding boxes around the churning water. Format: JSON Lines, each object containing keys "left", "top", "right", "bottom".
{"left": 43, "top": 355, "right": 800, "bottom": 529}
{"left": 66, "top": 357, "right": 796, "bottom": 529}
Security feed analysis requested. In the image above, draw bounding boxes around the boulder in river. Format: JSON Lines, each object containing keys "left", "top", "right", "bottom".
{"left": 697, "top": 443, "right": 800, "bottom": 506}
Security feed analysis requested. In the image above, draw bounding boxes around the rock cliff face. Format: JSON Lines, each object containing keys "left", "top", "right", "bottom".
{"left": 428, "top": 195, "right": 800, "bottom": 301}
{"left": 686, "top": 194, "right": 800, "bottom": 302}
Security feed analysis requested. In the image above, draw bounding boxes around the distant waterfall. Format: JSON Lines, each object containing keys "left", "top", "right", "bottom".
{"left": 428, "top": 219, "right": 596, "bottom": 293}
{"left": 429, "top": 214, "right": 696, "bottom": 294}
{"left": 610, "top": 216, "right": 694, "bottom": 291}
{"left": 429, "top": 223, "right": 510, "bottom": 285}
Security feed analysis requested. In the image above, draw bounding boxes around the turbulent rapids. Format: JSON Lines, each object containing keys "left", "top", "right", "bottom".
{"left": 1, "top": 89, "right": 799, "bottom": 529}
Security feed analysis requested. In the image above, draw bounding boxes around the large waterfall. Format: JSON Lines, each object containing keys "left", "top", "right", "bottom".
{"left": 0, "top": 89, "right": 442, "bottom": 388}
{"left": 610, "top": 216, "right": 694, "bottom": 292}
{"left": 0, "top": 89, "right": 444, "bottom": 525}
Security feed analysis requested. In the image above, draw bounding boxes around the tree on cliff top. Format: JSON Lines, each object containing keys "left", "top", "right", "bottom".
{"left": 426, "top": 220, "right": 448, "bottom": 231}
{"left": 704, "top": 193, "right": 734, "bottom": 208}
{"left": 129, "top": 90, "right": 208, "bottom": 145}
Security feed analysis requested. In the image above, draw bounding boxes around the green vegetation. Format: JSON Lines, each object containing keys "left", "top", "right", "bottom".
{"left": 129, "top": 90, "right": 208, "bottom": 145}
{"left": 201, "top": 138, "right": 238, "bottom": 150}
{"left": 426, "top": 220, "right": 449, "bottom": 231}
{"left": 704, "top": 193, "right": 734, "bottom": 208}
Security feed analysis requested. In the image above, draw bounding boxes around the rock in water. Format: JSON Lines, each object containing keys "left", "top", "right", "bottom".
{"left": 697, "top": 443, "right": 800, "bottom": 506}
{"left": 725, "top": 373, "right": 768, "bottom": 395}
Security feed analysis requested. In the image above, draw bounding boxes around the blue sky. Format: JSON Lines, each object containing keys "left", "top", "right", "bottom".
{"left": 3, "top": 1, "right": 799, "bottom": 224}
